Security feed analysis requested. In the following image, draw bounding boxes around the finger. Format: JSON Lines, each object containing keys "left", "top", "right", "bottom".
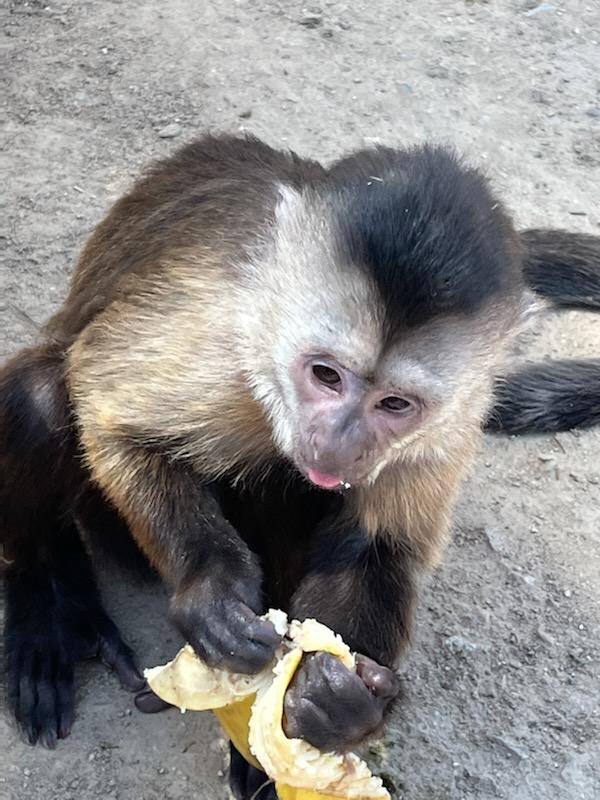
{"left": 355, "top": 655, "right": 400, "bottom": 700}
{"left": 228, "top": 579, "right": 263, "bottom": 614}
{"left": 304, "top": 654, "right": 383, "bottom": 741}
{"left": 307, "top": 653, "right": 371, "bottom": 707}
{"left": 56, "top": 661, "right": 75, "bottom": 739}
{"left": 248, "top": 617, "right": 282, "bottom": 647}
{"left": 218, "top": 602, "right": 282, "bottom": 648}
{"left": 17, "top": 652, "right": 39, "bottom": 745}
{"left": 190, "top": 604, "right": 280, "bottom": 673}
{"left": 187, "top": 629, "right": 271, "bottom": 674}
{"left": 186, "top": 629, "right": 229, "bottom": 669}
{"left": 98, "top": 636, "right": 146, "bottom": 692}
{"left": 6, "top": 650, "right": 20, "bottom": 714}
{"left": 135, "top": 688, "right": 174, "bottom": 714}
{"left": 286, "top": 656, "right": 310, "bottom": 695}
{"left": 283, "top": 696, "right": 338, "bottom": 750}
{"left": 200, "top": 627, "right": 276, "bottom": 674}
{"left": 35, "top": 678, "right": 58, "bottom": 750}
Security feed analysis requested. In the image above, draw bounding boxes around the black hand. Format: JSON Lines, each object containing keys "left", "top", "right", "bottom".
{"left": 169, "top": 576, "right": 281, "bottom": 674}
{"left": 282, "top": 651, "right": 399, "bottom": 751}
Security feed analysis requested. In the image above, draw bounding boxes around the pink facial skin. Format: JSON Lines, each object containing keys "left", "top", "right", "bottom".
{"left": 291, "top": 355, "right": 427, "bottom": 489}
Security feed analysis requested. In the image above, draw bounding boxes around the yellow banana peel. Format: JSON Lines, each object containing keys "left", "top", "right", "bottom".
{"left": 145, "top": 612, "right": 390, "bottom": 800}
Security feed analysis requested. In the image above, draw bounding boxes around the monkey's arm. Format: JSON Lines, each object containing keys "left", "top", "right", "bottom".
{"left": 64, "top": 265, "right": 283, "bottom": 672}
{"left": 77, "top": 438, "right": 280, "bottom": 673}
{"left": 283, "top": 525, "right": 409, "bottom": 749}
{"left": 290, "top": 526, "right": 414, "bottom": 667}
{"left": 284, "top": 453, "right": 471, "bottom": 750}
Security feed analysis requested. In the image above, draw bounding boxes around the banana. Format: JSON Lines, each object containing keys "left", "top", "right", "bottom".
{"left": 145, "top": 611, "right": 390, "bottom": 800}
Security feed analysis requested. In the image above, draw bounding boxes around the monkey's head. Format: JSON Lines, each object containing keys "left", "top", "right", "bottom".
{"left": 243, "top": 146, "right": 538, "bottom": 489}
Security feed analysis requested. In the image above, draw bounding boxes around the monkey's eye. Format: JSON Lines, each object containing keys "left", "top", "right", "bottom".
{"left": 378, "top": 396, "right": 413, "bottom": 413}
{"left": 312, "top": 364, "right": 342, "bottom": 390}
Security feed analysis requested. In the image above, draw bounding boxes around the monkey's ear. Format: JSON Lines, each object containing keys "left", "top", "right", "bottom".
{"left": 519, "top": 289, "right": 548, "bottom": 323}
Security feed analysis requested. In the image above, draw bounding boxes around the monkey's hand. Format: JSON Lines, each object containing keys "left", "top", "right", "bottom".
{"left": 169, "top": 575, "right": 282, "bottom": 675}
{"left": 282, "top": 652, "right": 400, "bottom": 750}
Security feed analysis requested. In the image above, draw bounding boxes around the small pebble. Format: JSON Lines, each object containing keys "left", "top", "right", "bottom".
{"left": 299, "top": 15, "right": 322, "bottom": 28}
{"left": 444, "top": 634, "right": 480, "bottom": 654}
{"left": 483, "top": 526, "right": 509, "bottom": 555}
{"left": 426, "top": 65, "right": 449, "bottom": 79}
{"left": 524, "top": 3, "right": 556, "bottom": 16}
{"left": 536, "top": 625, "right": 555, "bottom": 645}
{"left": 157, "top": 123, "right": 182, "bottom": 139}
{"left": 490, "top": 734, "right": 529, "bottom": 761}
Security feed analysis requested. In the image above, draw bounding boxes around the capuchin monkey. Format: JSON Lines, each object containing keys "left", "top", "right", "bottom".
{"left": 1, "top": 134, "right": 599, "bottom": 799}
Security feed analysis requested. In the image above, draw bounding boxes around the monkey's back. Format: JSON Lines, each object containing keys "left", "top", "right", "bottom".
{"left": 46, "top": 135, "right": 326, "bottom": 346}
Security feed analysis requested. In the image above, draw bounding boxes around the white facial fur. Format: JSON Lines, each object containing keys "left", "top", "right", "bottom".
{"left": 236, "top": 184, "right": 532, "bottom": 478}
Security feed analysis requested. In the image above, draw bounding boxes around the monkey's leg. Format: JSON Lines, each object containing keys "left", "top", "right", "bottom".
{"left": 1, "top": 348, "right": 143, "bottom": 746}
{"left": 4, "top": 525, "right": 145, "bottom": 746}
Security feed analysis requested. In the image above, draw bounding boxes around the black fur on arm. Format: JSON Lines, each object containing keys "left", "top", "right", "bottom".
{"left": 521, "top": 229, "right": 600, "bottom": 310}
{"left": 487, "top": 359, "right": 600, "bottom": 434}
{"left": 282, "top": 520, "right": 408, "bottom": 751}
{"left": 290, "top": 520, "right": 414, "bottom": 667}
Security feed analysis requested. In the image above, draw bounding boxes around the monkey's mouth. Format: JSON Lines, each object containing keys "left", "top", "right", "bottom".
{"left": 306, "top": 468, "right": 345, "bottom": 489}
{"left": 304, "top": 467, "right": 353, "bottom": 491}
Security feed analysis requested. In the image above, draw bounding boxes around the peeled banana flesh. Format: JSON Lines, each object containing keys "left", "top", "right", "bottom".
{"left": 145, "top": 611, "right": 390, "bottom": 800}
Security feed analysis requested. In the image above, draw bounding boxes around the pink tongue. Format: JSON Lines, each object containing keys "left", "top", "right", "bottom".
{"left": 307, "top": 468, "right": 342, "bottom": 489}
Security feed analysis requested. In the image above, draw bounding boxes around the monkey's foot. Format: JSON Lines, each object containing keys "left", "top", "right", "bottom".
{"left": 229, "top": 743, "right": 278, "bottom": 800}
{"left": 5, "top": 570, "right": 144, "bottom": 747}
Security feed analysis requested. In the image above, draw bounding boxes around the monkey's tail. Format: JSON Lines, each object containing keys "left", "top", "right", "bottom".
{"left": 487, "top": 230, "right": 600, "bottom": 434}
{"left": 488, "top": 359, "right": 600, "bottom": 434}
{"left": 521, "top": 229, "right": 600, "bottom": 310}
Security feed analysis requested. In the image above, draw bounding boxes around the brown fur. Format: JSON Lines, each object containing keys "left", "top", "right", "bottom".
{"left": 3, "top": 136, "right": 502, "bottom": 656}
{"left": 354, "top": 436, "right": 480, "bottom": 567}
{"left": 9, "top": 133, "right": 590, "bottom": 755}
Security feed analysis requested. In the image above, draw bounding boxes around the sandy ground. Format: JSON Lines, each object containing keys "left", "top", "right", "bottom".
{"left": 1, "top": 1, "right": 599, "bottom": 799}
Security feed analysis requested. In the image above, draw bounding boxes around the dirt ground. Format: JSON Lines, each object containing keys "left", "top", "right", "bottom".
{"left": 1, "top": 1, "right": 599, "bottom": 798}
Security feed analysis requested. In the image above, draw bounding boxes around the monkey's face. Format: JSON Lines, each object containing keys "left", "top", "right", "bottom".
{"left": 278, "top": 307, "right": 514, "bottom": 490}
{"left": 244, "top": 156, "right": 528, "bottom": 489}
{"left": 289, "top": 353, "right": 427, "bottom": 489}
{"left": 253, "top": 213, "right": 517, "bottom": 489}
